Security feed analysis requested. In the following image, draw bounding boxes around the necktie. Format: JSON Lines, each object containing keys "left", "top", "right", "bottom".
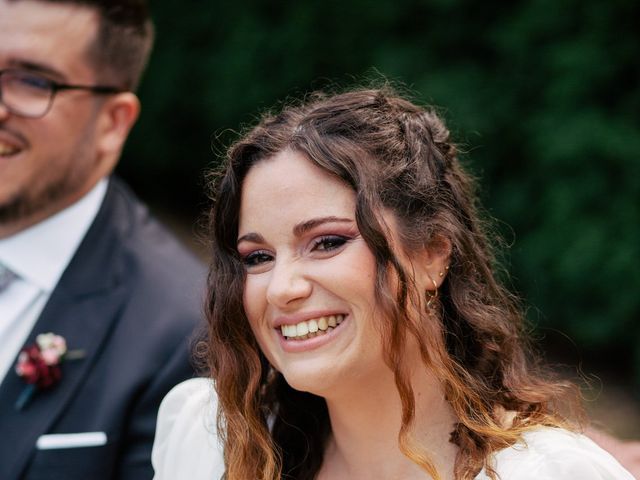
{"left": 0, "top": 263, "right": 17, "bottom": 293}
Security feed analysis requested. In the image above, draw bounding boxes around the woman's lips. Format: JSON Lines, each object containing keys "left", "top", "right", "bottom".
{"left": 276, "top": 314, "right": 349, "bottom": 352}
{"left": 279, "top": 314, "right": 345, "bottom": 340}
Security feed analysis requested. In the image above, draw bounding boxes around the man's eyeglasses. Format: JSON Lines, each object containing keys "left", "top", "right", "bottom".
{"left": 0, "top": 69, "right": 125, "bottom": 119}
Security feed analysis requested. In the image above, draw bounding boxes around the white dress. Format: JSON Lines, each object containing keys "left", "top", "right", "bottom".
{"left": 152, "top": 378, "right": 224, "bottom": 480}
{"left": 152, "top": 378, "right": 635, "bottom": 480}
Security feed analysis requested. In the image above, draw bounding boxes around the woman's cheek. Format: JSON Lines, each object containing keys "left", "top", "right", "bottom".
{"left": 243, "top": 276, "right": 268, "bottom": 335}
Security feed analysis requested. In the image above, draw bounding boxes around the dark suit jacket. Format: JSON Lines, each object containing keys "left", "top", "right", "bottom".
{"left": 0, "top": 178, "right": 206, "bottom": 480}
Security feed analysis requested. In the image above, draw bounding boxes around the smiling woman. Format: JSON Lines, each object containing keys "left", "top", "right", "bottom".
{"left": 153, "top": 87, "right": 635, "bottom": 480}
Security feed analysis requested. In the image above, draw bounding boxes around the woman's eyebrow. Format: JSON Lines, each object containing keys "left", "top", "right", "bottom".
{"left": 237, "top": 232, "right": 264, "bottom": 245}
{"left": 293, "top": 216, "right": 353, "bottom": 237}
{"left": 237, "top": 217, "right": 353, "bottom": 245}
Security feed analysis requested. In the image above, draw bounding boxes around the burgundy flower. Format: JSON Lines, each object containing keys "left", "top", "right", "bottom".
{"left": 16, "top": 345, "right": 62, "bottom": 389}
{"left": 14, "top": 333, "right": 83, "bottom": 410}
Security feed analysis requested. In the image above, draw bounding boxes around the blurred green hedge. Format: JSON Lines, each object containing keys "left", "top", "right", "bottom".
{"left": 117, "top": 0, "right": 640, "bottom": 386}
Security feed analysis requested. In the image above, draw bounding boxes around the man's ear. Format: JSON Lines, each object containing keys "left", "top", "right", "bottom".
{"left": 95, "top": 92, "right": 140, "bottom": 170}
{"left": 414, "top": 234, "right": 452, "bottom": 290}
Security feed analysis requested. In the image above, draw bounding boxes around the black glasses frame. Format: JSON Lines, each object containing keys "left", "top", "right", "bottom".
{"left": 0, "top": 69, "right": 125, "bottom": 118}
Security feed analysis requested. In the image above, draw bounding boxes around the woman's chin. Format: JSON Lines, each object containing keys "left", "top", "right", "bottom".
{"left": 280, "top": 369, "right": 337, "bottom": 398}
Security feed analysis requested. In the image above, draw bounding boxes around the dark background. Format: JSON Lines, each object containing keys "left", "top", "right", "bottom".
{"left": 115, "top": 0, "right": 639, "bottom": 434}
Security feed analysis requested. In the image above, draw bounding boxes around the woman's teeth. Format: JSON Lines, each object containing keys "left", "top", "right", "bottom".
{"left": 280, "top": 315, "right": 345, "bottom": 340}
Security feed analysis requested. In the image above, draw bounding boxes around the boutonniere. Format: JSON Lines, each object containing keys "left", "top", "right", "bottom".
{"left": 14, "top": 333, "right": 85, "bottom": 411}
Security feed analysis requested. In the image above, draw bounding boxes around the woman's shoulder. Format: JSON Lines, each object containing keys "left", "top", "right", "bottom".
{"left": 152, "top": 378, "right": 225, "bottom": 480}
{"left": 476, "top": 427, "right": 635, "bottom": 480}
{"left": 156, "top": 377, "right": 215, "bottom": 419}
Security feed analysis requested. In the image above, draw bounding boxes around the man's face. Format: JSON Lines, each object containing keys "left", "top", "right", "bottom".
{"left": 0, "top": 0, "right": 109, "bottom": 236}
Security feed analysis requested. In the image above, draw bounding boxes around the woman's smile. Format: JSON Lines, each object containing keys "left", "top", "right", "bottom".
{"left": 276, "top": 313, "right": 350, "bottom": 354}
{"left": 279, "top": 313, "right": 346, "bottom": 340}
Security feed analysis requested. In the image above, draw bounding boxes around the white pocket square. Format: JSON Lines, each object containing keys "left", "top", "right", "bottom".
{"left": 36, "top": 432, "right": 107, "bottom": 450}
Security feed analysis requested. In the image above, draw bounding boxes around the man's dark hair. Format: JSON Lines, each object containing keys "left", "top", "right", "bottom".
{"left": 16, "top": 0, "right": 154, "bottom": 91}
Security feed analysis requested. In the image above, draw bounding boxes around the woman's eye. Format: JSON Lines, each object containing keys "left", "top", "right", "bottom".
{"left": 313, "top": 235, "right": 348, "bottom": 252}
{"left": 242, "top": 251, "right": 273, "bottom": 267}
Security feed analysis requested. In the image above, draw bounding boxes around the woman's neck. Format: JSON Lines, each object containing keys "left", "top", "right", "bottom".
{"left": 316, "top": 363, "right": 459, "bottom": 480}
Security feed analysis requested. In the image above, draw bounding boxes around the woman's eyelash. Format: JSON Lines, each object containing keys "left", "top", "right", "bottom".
{"left": 242, "top": 250, "right": 272, "bottom": 266}
{"left": 240, "top": 235, "right": 350, "bottom": 266}
{"left": 312, "top": 235, "right": 349, "bottom": 251}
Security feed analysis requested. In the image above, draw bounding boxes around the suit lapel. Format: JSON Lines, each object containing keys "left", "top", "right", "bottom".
{"left": 0, "top": 181, "right": 132, "bottom": 480}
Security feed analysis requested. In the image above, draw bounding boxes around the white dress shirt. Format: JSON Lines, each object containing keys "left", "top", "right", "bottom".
{"left": 0, "top": 179, "right": 108, "bottom": 383}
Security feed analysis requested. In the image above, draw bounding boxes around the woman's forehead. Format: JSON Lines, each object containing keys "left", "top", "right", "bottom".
{"left": 238, "top": 150, "right": 357, "bottom": 237}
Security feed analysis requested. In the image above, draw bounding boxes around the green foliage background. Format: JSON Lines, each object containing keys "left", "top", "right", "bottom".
{"left": 117, "top": 0, "right": 640, "bottom": 387}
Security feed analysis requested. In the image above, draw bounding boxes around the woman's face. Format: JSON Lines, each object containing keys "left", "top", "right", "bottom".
{"left": 237, "top": 149, "right": 386, "bottom": 396}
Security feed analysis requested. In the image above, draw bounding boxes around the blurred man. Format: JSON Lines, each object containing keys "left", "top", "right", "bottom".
{"left": 0, "top": 0, "right": 204, "bottom": 478}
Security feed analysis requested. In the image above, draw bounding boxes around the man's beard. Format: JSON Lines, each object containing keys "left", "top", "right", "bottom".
{"left": 0, "top": 110, "right": 101, "bottom": 232}
{"left": 0, "top": 176, "right": 73, "bottom": 225}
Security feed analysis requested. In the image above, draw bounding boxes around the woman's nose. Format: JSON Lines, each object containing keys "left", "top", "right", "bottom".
{"left": 265, "top": 258, "right": 312, "bottom": 308}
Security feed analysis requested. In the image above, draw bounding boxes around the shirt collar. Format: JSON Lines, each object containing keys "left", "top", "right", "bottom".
{"left": 0, "top": 179, "right": 108, "bottom": 292}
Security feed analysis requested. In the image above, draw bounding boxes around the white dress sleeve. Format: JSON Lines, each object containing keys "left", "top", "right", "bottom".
{"left": 476, "top": 427, "right": 635, "bottom": 480}
{"left": 152, "top": 377, "right": 225, "bottom": 480}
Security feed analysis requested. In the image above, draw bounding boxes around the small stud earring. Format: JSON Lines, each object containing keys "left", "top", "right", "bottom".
{"left": 438, "top": 265, "right": 449, "bottom": 278}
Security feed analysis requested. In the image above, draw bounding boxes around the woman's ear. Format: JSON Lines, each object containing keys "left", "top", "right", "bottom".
{"left": 415, "top": 234, "right": 452, "bottom": 291}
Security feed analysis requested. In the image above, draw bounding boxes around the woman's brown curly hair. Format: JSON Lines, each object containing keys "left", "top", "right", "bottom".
{"left": 201, "top": 86, "right": 580, "bottom": 480}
